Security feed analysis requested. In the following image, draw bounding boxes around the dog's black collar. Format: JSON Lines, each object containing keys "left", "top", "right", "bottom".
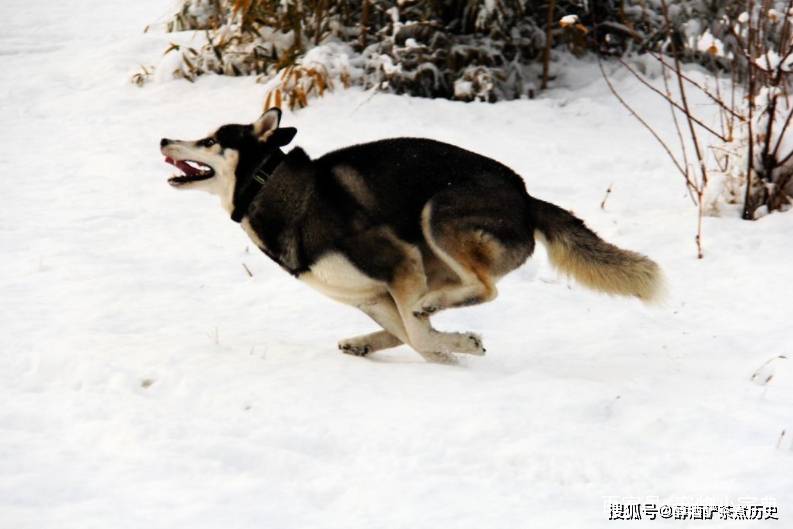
{"left": 231, "top": 149, "right": 285, "bottom": 223}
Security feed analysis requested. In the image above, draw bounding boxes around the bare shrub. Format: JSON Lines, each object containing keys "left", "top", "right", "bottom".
{"left": 600, "top": 0, "right": 793, "bottom": 258}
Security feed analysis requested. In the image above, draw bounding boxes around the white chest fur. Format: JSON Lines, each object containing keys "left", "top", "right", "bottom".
{"left": 240, "top": 217, "right": 266, "bottom": 249}
{"left": 299, "top": 253, "right": 386, "bottom": 304}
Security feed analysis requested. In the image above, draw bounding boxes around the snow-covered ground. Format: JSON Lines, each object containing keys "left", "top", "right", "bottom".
{"left": 1, "top": 2, "right": 792, "bottom": 528}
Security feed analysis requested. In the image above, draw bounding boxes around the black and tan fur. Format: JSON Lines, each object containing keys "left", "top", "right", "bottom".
{"left": 161, "top": 109, "right": 663, "bottom": 363}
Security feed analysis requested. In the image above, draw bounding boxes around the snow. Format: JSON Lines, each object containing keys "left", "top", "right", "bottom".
{"left": 694, "top": 30, "right": 724, "bottom": 58}
{"left": 1, "top": 2, "right": 792, "bottom": 528}
{"left": 454, "top": 79, "right": 473, "bottom": 99}
{"left": 560, "top": 14, "right": 580, "bottom": 27}
{"left": 755, "top": 50, "right": 782, "bottom": 72}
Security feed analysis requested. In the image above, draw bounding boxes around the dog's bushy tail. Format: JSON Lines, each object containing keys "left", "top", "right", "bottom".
{"left": 529, "top": 197, "right": 664, "bottom": 304}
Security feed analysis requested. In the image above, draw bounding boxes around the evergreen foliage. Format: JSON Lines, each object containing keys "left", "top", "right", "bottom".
{"left": 149, "top": 0, "right": 660, "bottom": 101}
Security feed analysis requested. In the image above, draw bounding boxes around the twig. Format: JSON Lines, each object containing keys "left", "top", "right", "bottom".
{"left": 649, "top": 52, "right": 746, "bottom": 123}
{"left": 351, "top": 83, "right": 381, "bottom": 114}
{"left": 600, "top": 183, "right": 614, "bottom": 210}
{"left": 710, "top": 144, "right": 732, "bottom": 172}
{"left": 315, "top": 0, "right": 326, "bottom": 45}
{"left": 598, "top": 59, "right": 687, "bottom": 178}
{"left": 359, "top": 0, "right": 369, "bottom": 49}
{"left": 660, "top": 55, "right": 697, "bottom": 205}
{"left": 757, "top": 0, "right": 793, "bottom": 190}
{"left": 770, "top": 0, "right": 793, "bottom": 160}
{"left": 661, "top": 0, "right": 707, "bottom": 258}
{"left": 242, "top": 263, "right": 254, "bottom": 277}
{"left": 743, "top": 0, "right": 757, "bottom": 220}
{"left": 772, "top": 106, "right": 793, "bottom": 159}
{"left": 541, "top": 0, "right": 556, "bottom": 90}
{"left": 617, "top": 57, "right": 730, "bottom": 142}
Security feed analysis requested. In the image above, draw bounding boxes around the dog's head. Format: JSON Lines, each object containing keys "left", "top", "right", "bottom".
{"left": 160, "top": 108, "right": 297, "bottom": 204}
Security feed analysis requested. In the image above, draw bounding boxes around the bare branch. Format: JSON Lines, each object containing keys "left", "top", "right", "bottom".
{"left": 660, "top": 0, "right": 706, "bottom": 258}
{"left": 743, "top": 0, "right": 758, "bottom": 220}
{"left": 541, "top": 0, "right": 556, "bottom": 90}
{"left": 617, "top": 57, "right": 730, "bottom": 142}
{"left": 661, "top": 57, "right": 697, "bottom": 205}
{"left": 598, "top": 58, "right": 689, "bottom": 180}
{"left": 649, "top": 52, "right": 746, "bottom": 123}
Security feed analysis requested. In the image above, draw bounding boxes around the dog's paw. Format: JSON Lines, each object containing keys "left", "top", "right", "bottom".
{"left": 338, "top": 341, "right": 371, "bottom": 357}
{"left": 463, "top": 332, "right": 486, "bottom": 355}
{"left": 421, "top": 351, "right": 459, "bottom": 365}
{"left": 452, "top": 332, "right": 485, "bottom": 355}
{"left": 412, "top": 293, "right": 445, "bottom": 318}
{"left": 412, "top": 304, "right": 439, "bottom": 318}
{"left": 425, "top": 330, "right": 486, "bottom": 356}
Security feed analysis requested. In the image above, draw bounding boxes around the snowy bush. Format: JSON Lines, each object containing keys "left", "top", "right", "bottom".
{"left": 165, "top": 0, "right": 226, "bottom": 32}
{"left": 598, "top": 0, "right": 793, "bottom": 259}
{"left": 140, "top": 0, "right": 679, "bottom": 103}
{"left": 142, "top": 1, "right": 793, "bottom": 102}
{"left": 671, "top": 1, "right": 793, "bottom": 219}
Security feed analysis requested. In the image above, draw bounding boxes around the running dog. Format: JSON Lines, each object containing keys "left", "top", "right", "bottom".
{"left": 161, "top": 108, "right": 662, "bottom": 363}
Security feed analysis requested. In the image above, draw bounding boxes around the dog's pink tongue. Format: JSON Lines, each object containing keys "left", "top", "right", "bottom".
{"left": 164, "top": 157, "right": 200, "bottom": 176}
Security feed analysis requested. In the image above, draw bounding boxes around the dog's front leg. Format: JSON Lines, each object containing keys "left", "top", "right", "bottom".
{"left": 338, "top": 295, "right": 408, "bottom": 356}
{"left": 338, "top": 330, "right": 402, "bottom": 356}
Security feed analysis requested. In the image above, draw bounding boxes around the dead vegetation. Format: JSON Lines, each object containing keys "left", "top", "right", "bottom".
{"left": 600, "top": 0, "right": 793, "bottom": 258}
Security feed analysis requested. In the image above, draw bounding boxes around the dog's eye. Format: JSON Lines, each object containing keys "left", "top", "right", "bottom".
{"left": 199, "top": 138, "right": 216, "bottom": 148}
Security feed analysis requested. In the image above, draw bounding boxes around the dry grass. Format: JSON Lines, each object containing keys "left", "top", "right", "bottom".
{"left": 130, "top": 65, "right": 154, "bottom": 87}
{"left": 263, "top": 64, "right": 334, "bottom": 110}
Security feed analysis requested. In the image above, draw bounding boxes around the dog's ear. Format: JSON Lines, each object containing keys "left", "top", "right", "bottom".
{"left": 270, "top": 127, "right": 297, "bottom": 147}
{"left": 253, "top": 108, "right": 282, "bottom": 139}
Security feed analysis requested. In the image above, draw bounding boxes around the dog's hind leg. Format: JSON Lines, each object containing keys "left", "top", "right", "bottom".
{"left": 385, "top": 241, "right": 486, "bottom": 362}
{"left": 414, "top": 194, "right": 533, "bottom": 317}
{"left": 340, "top": 293, "right": 484, "bottom": 361}
{"left": 337, "top": 227, "right": 485, "bottom": 361}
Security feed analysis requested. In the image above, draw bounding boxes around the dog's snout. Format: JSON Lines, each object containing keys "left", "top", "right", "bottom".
{"left": 160, "top": 138, "right": 171, "bottom": 148}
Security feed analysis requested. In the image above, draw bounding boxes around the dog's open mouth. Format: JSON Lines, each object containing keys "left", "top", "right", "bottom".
{"left": 165, "top": 157, "right": 215, "bottom": 186}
